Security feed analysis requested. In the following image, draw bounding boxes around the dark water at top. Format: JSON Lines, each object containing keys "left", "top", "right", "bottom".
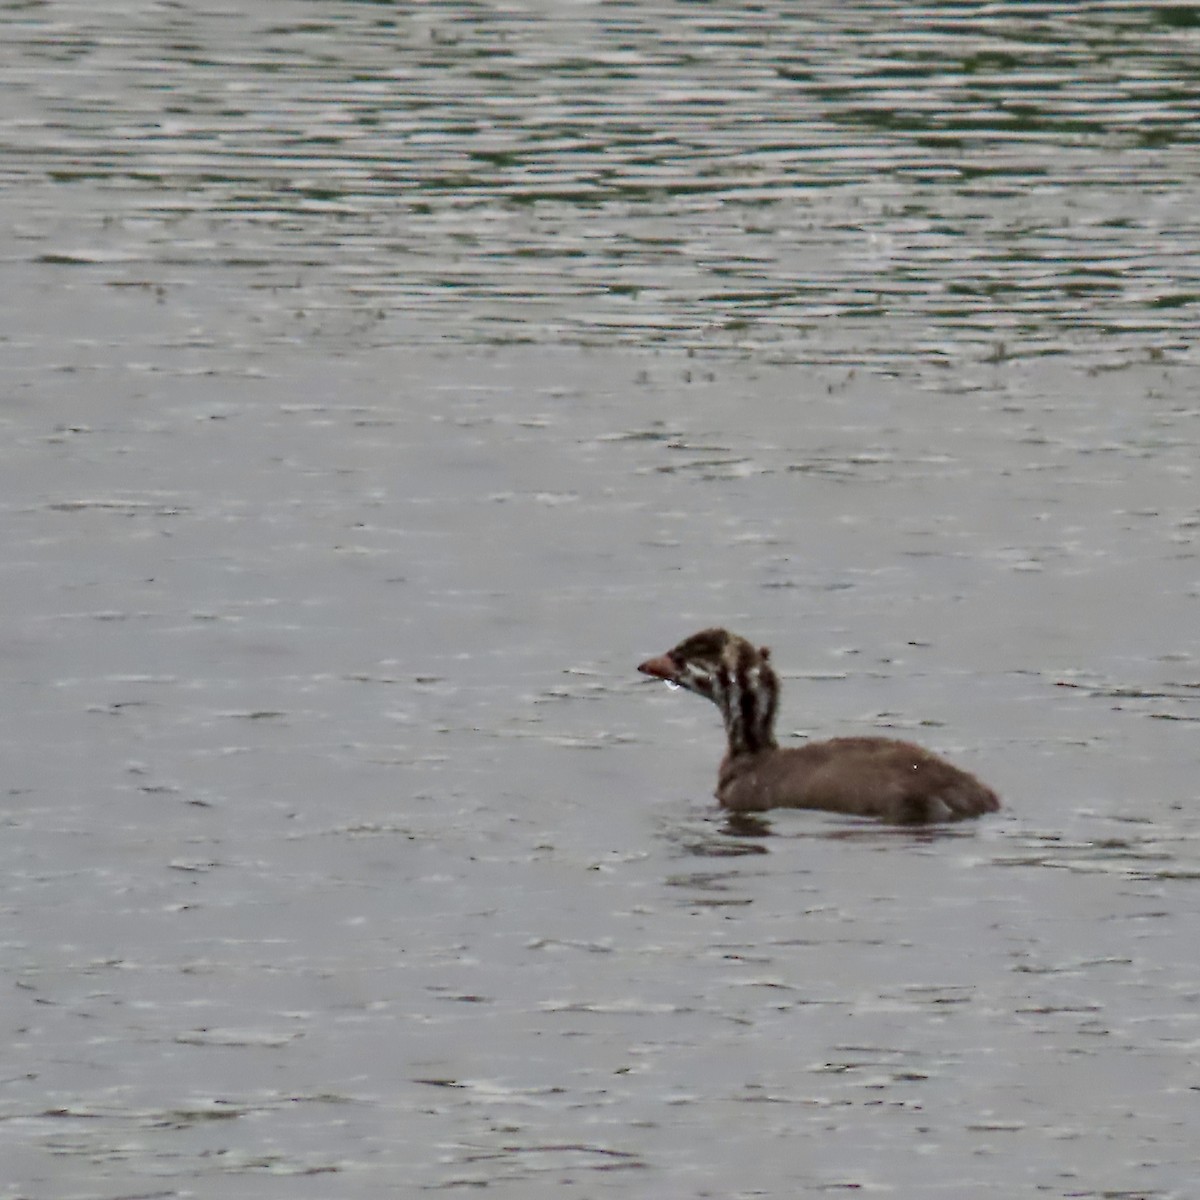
{"left": 4, "top": 1, "right": 1200, "bottom": 367}
{"left": 2, "top": 4, "right": 1199, "bottom": 1199}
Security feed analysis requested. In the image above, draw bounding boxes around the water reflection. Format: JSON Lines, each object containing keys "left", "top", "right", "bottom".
{"left": 5, "top": 6, "right": 1200, "bottom": 1197}
{"left": 2, "top": 2, "right": 1198, "bottom": 368}
{"left": 661, "top": 797, "right": 1200, "bottom": 881}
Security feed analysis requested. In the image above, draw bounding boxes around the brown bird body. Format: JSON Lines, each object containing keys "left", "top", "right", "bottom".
{"left": 639, "top": 628, "right": 999, "bottom": 824}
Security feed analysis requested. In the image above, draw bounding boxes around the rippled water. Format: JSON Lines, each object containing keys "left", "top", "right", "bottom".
{"left": 4, "top": 1, "right": 1200, "bottom": 366}
{"left": 2, "top": 4, "right": 1199, "bottom": 1199}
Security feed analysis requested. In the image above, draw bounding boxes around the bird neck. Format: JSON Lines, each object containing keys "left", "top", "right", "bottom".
{"left": 714, "top": 658, "right": 779, "bottom": 758}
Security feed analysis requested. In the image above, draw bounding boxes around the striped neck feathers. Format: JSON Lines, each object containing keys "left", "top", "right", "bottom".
{"left": 672, "top": 629, "right": 779, "bottom": 757}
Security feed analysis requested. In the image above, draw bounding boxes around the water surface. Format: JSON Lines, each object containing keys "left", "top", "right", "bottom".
{"left": 2, "top": 4, "right": 1199, "bottom": 1198}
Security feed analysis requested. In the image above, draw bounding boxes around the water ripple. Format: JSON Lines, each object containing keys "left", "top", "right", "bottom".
{"left": 3, "top": 2, "right": 1198, "bottom": 367}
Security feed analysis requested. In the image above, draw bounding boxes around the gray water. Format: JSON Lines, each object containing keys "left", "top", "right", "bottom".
{"left": 2, "top": 4, "right": 1199, "bottom": 1198}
